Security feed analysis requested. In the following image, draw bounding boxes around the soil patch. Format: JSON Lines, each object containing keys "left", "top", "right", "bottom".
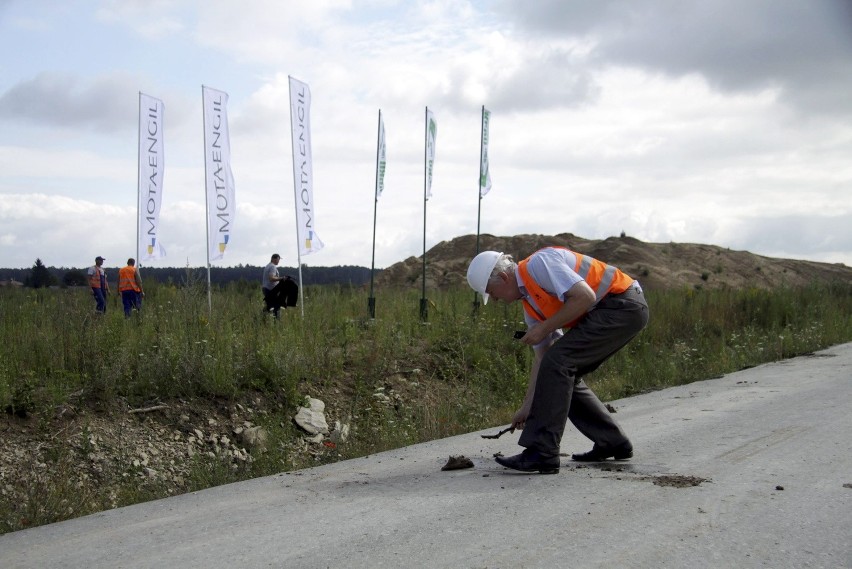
{"left": 648, "top": 474, "right": 709, "bottom": 488}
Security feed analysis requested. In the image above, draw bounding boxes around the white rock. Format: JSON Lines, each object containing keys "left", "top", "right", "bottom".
{"left": 294, "top": 398, "right": 329, "bottom": 434}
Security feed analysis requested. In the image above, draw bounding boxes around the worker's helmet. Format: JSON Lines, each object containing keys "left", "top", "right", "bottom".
{"left": 467, "top": 251, "right": 503, "bottom": 305}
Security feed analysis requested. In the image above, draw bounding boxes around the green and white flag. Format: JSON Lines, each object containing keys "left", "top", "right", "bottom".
{"left": 377, "top": 111, "right": 386, "bottom": 198}
{"left": 480, "top": 106, "right": 492, "bottom": 197}
{"left": 425, "top": 108, "right": 437, "bottom": 200}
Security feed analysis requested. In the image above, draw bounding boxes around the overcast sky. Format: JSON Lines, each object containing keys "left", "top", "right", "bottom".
{"left": 1, "top": 0, "right": 851, "bottom": 270}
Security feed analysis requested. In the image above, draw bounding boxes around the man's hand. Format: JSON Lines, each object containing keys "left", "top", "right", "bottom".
{"left": 511, "top": 405, "right": 531, "bottom": 430}
{"left": 520, "top": 323, "right": 549, "bottom": 346}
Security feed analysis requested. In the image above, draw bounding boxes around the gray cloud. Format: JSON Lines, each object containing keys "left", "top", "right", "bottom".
{"left": 408, "top": 43, "right": 602, "bottom": 114}
{"left": 498, "top": 0, "right": 852, "bottom": 116}
{"left": 479, "top": 54, "right": 599, "bottom": 113}
{"left": 0, "top": 71, "right": 197, "bottom": 137}
{"left": 729, "top": 213, "right": 852, "bottom": 258}
{"left": 0, "top": 71, "right": 138, "bottom": 133}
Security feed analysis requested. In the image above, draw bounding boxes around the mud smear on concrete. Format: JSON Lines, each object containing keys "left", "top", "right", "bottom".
{"left": 647, "top": 474, "right": 708, "bottom": 487}
{"left": 573, "top": 463, "right": 710, "bottom": 487}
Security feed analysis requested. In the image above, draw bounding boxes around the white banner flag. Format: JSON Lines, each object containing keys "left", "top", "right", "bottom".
{"left": 289, "top": 76, "right": 324, "bottom": 255}
{"left": 202, "top": 86, "right": 236, "bottom": 263}
{"left": 480, "top": 106, "right": 492, "bottom": 198}
{"left": 138, "top": 93, "right": 166, "bottom": 261}
{"left": 376, "top": 111, "right": 386, "bottom": 198}
{"left": 425, "top": 108, "right": 437, "bottom": 200}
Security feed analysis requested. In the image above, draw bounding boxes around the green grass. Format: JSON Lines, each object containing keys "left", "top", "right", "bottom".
{"left": 1, "top": 279, "right": 851, "bottom": 533}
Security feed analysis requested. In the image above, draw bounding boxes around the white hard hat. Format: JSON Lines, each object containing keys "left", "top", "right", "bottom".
{"left": 467, "top": 251, "right": 502, "bottom": 305}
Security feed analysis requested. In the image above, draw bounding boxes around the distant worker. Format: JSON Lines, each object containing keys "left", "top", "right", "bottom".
{"left": 118, "top": 258, "right": 144, "bottom": 318}
{"left": 87, "top": 256, "right": 110, "bottom": 313}
{"left": 262, "top": 253, "right": 298, "bottom": 318}
{"left": 467, "top": 247, "right": 649, "bottom": 474}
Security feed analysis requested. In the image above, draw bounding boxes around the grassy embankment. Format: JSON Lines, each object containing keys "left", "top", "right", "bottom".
{"left": 1, "top": 278, "right": 850, "bottom": 532}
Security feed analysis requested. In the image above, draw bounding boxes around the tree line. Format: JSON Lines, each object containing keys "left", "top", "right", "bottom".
{"left": 0, "top": 260, "right": 377, "bottom": 289}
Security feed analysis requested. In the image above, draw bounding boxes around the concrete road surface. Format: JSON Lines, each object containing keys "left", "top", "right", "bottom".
{"left": 2, "top": 343, "right": 851, "bottom": 569}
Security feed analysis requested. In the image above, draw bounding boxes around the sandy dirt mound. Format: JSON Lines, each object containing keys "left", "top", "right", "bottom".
{"left": 375, "top": 233, "right": 851, "bottom": 292}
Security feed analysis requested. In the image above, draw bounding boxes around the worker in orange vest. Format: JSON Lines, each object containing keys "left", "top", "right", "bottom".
{"left": 467, "top": 246, "right": 649, "bottom": 474}
{"left": 118, "top": 258, "right": 144, "bottom": 318}
{"left": 87, "top": 256, "right": 110, "bottom": 313}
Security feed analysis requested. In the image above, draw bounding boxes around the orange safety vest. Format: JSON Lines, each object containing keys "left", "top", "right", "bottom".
{"left": 118, "top": 266, "right": 141, "bottom": 292}
{"left": 88, "top": 266, "right": 104, "bottom": 289}
{"left": 518, "top": 247, "right": 634, "bottom": 329}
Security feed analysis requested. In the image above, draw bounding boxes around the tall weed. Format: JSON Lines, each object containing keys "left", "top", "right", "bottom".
{"left": 1, "top": 282, "right": 850, "bottom": 413}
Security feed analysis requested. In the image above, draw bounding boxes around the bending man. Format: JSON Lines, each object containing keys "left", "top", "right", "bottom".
{"left": 467, "top": 246, "right": 649, "bottom": 474}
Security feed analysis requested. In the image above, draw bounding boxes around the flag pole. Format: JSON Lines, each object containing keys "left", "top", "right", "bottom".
{"left": 473, "top": 104, "right": 486, "bottom": 312}
{"left": 201, "top": 86, "right": 212, "bottom": 315}
{"left": 135, "top": 92, "right": 147, "bottom": 294}
{"left": 420, "top": 106, "right": 429, "bottom": 322}
{"left": 136, "top": 92, "right": 142, "bottom": 272}
{"left": 368, "top": 109, "right": 381, "bottom": 319}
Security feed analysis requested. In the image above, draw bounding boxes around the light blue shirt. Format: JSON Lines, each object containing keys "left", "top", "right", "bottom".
{"left": 262, "top": 263, "right": 278, "bottom": 290}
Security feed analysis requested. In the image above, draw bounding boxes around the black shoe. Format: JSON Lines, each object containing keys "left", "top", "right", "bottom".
{"left": 571, "top": 442, "right": 633, "bottom": 462}
{"left": 495, "top": 449, "right": 560, "bottom": 474}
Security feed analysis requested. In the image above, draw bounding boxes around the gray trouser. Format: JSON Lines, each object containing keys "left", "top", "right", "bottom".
{"left": 518, "top": 286, "right": 649, "bottom": 455}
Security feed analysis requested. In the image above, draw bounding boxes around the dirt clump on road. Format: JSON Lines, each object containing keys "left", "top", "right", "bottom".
{"left": 441, "top": 455, "right": 474, "bottom": 471}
